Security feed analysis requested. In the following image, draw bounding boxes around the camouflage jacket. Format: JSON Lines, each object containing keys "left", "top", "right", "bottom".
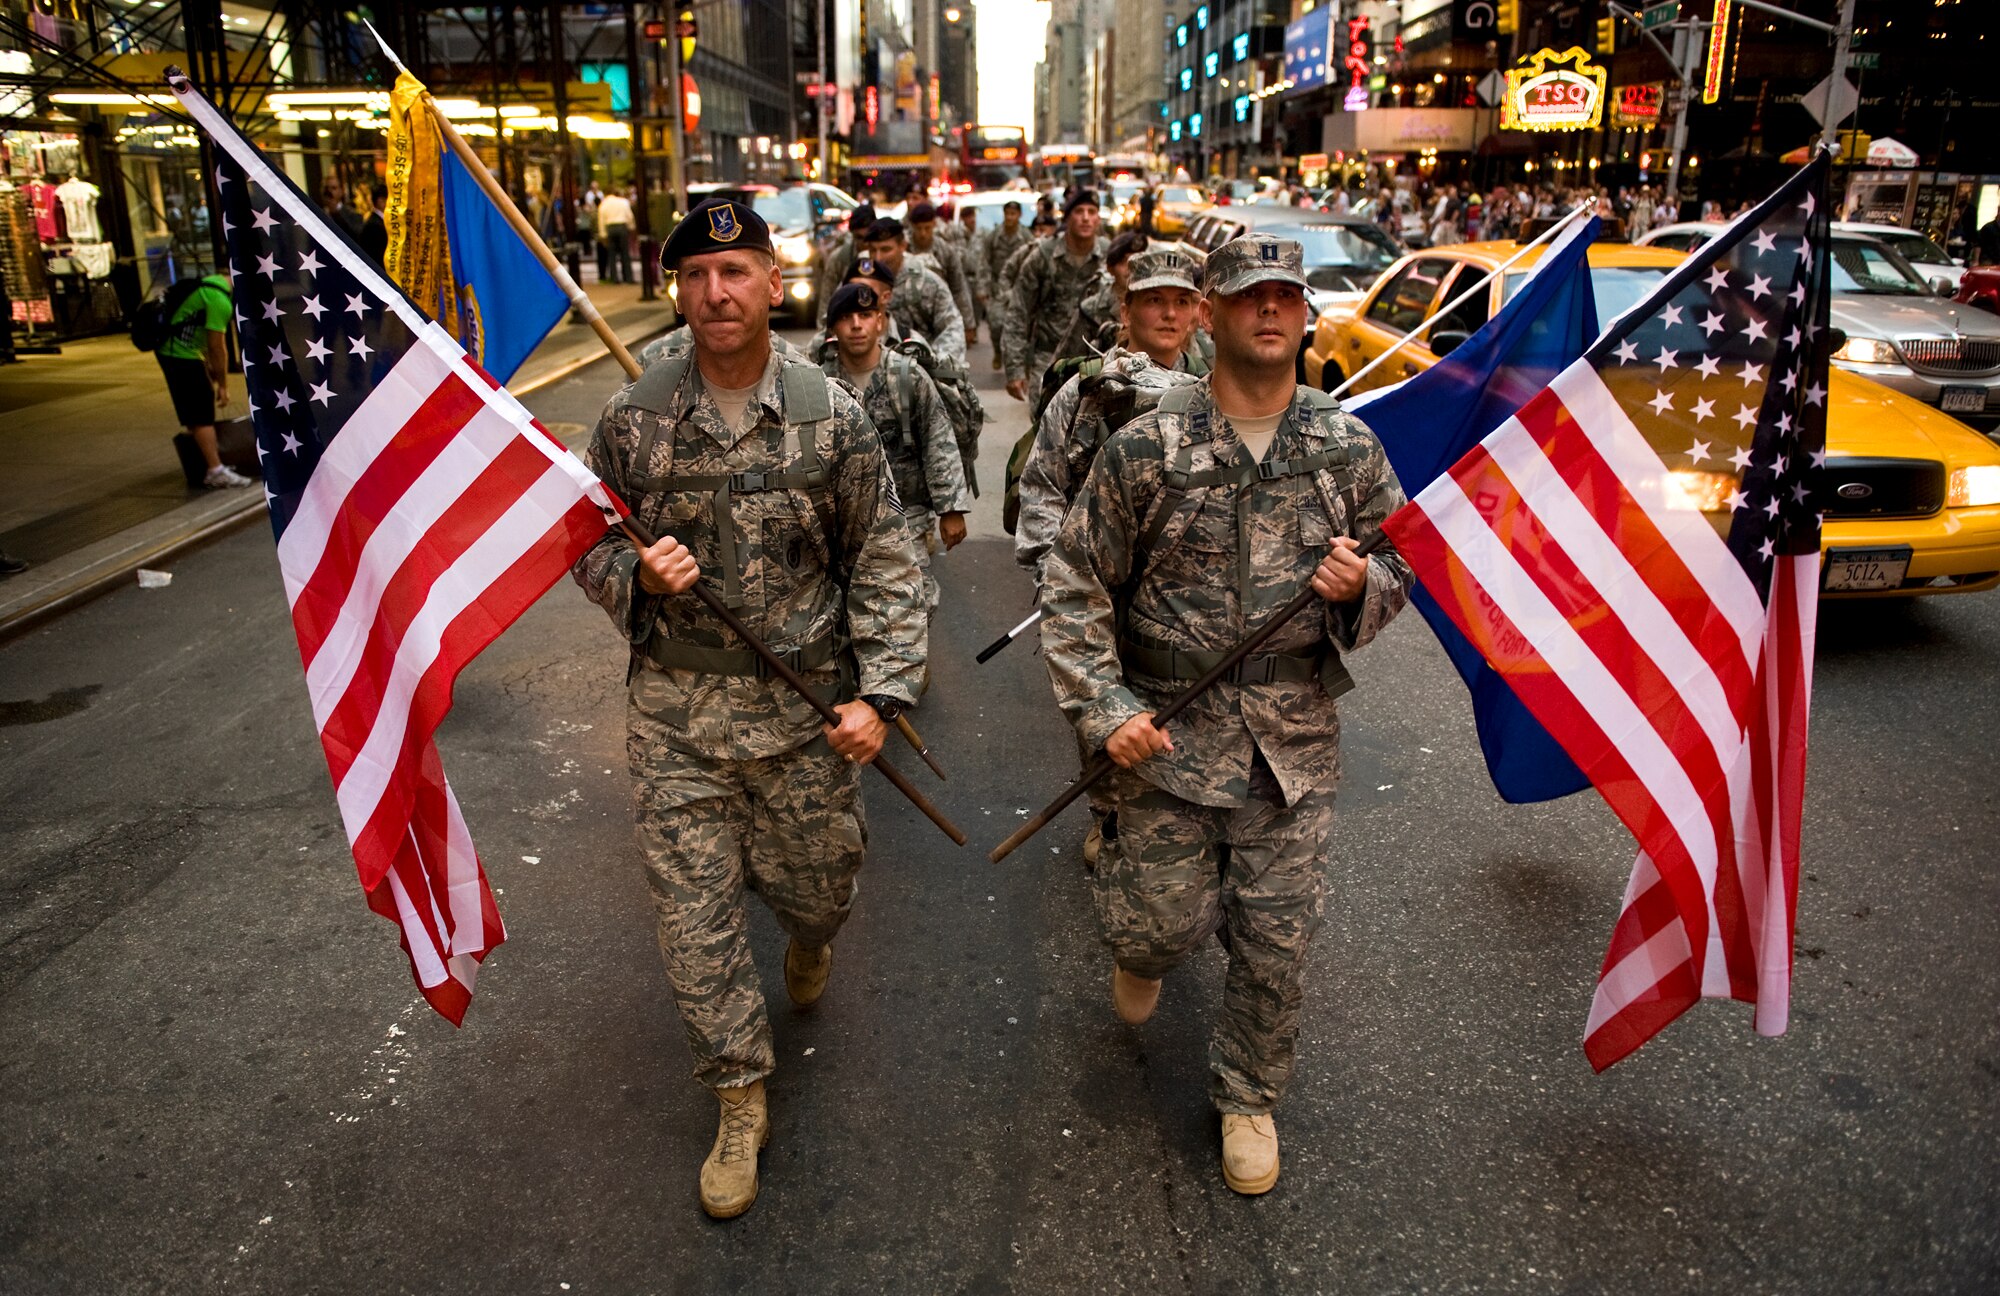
{"left": 1013, "top": 346, "right": 1204, "bottom": 579}
{"left": 1049, "top": 274, "right": 1120, "bottom": 368}
{"left": 820, "top": 347, "right": 969, "bottom": 517}
{"left": 1038, "top": 378, "right": 1413, "bottom": 808}
{"left": 573, "top": 347, "right": 927, "bottom": 761}
{"left": 1005, "top": 236, "right": 1108, "bottom": 381}
{"left": 908, "top": 235, "right": 974, "bottom": 326}
{"left": 979, "top": 224, "right": 1033, "bottom": 297}
{"left": 887, "top": 262, "right": 967, "bottom": 366}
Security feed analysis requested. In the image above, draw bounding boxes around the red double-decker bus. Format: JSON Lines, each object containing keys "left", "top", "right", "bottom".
{"left": 952, "top": 124, "right": 1028, "bottom": 191}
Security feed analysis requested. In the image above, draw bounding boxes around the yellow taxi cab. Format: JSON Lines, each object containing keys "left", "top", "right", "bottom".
{"left": 1303, "top": 240, "right": 2000, "bottom": 597}
{"left": 1149, "top": 183, "right": 1212, "bottom": 237}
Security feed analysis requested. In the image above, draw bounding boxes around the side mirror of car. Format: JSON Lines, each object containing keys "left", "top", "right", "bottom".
{"left": 1430, "top": 329, "right": 1471, "bottom": 358}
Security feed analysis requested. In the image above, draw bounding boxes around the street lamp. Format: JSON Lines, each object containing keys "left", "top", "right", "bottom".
{"left": 944, "top": 6, "right": 962, "bottom": 21}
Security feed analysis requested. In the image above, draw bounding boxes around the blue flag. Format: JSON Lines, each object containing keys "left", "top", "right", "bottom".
{"left": 438, "top": 149, "right": 571, "bottom": 382}
{"left": 1349, "top": 217, "right": 1601, "bottom": 803}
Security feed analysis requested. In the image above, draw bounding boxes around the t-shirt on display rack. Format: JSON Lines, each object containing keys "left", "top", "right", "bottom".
{"left": 1, "top": 128, "right": 122, "bottom": 342}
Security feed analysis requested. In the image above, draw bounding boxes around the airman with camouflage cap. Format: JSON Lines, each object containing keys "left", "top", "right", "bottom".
{"left": 1037, "top": 233, "right": 1413, "bottom": 1197}
{"left": 573, "top": 196, "right": 928, "bottom": 1221}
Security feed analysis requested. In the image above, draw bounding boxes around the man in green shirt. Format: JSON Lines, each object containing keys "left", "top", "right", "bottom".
{"left": 156, "top": 273, "right": 253, "bottom": 489}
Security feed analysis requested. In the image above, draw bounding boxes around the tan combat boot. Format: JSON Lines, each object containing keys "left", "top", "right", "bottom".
{"left": 1111, "top": 966, "right": 1161, "bottom": 1025}
{"left": 1082, "top": 820, "right": 1103, "bottom": 868}
{"left": 699, "top": 1080, "right": 769, "bottom": 1219}
{"left": 1220, "top": 1112, "right": 1280, "bottom": 1195}
{"left": 785, "top": 939, "right": 832, "bottom": 1008}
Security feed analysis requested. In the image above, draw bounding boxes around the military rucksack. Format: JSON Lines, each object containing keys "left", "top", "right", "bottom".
{"left": 889, "top": 334, "right": 985, "bottom": 496}
{"left": 817, "top": 340, "right": 938, "bottom": 512}
{"left": 1003, "top": 355, "right": 1202, "bottom": 536}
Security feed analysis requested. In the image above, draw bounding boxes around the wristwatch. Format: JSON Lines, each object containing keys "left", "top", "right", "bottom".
{"left": 861, "top": 693, "right": 905, "bottom": 723}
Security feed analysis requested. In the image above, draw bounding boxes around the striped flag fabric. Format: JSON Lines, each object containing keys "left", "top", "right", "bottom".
{"left": 1380, "top": 154, "right": 1831, "bottom": 1070}
{"left": 169, "top": 73, "right": 627, "bottom": 1024}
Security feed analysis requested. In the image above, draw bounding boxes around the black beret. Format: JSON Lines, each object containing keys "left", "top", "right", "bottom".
{"left": 846, "top": 255, "right": 897, "bottom": 287}
{"left": 1105, "top": 230, "right": 1148, "bottom": 266}
{"left": 660, "top": 198, "right": 772, "bottom": 270}
{"left": 1003, "top": 199, "right": 1023, "bottom": 212}
{"left": 826, "top": 282, "right": 882, "bottom": 326}
{"left": 864, "top": 217, "right": 905, "bottom": 243}
{"left": 848, "top": 202, "right": 876, "bottom": 229}
{"left": 1064, "top": 189, "right": 1101, "bottom": 215}
{"left": 908, "top": 200, "right": 938, "bottom": 223}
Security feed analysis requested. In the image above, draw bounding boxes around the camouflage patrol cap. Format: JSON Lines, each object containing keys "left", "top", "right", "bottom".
{"left": 1203, "top": 234, "right": 1308, "bottom": 296}
{"left": 1125, "top": 246, "right": 1203, "bottom": 296}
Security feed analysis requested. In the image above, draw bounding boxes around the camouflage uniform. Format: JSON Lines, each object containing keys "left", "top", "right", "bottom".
{"left": 818, "top": 342, "right": 969, "bottom": 615}
{"left": 1013, "top": 345, "right": 1205, "bottom": 582}
{"left": 908, "top": 233, "right": 974, "bottom": 332}
{"left": 574, "top": 347, "right": 927, "bottom": 1091}
{"left": 980, "top": 222, "right": 1033, "bottom": 364}
{"left": 1005, "top": 236, "right": 1108, "bottom": 390}
{"left": 1038, "top": 369, "right": 1412, "bottom": 1114}
{"left": 887, "top": 262, "right": 967, "bottom": 366}
{"left": 1048, "top": 274, "right": 1121, "bottom": 369}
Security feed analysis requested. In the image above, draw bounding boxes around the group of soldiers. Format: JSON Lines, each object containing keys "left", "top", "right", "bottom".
{"left": 573, "top": 188, "right": 1412, "bottom": 1219}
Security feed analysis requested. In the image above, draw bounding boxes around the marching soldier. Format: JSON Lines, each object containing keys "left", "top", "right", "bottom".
{"left": 859, "top": 217, "right": 967, "bottom": 365}
{"left": 817, "top": 281, "right": 969, "bottom": 616}
{"left": 572, "top": 198, "right": 928, "bottom": 1220}
{"left": 1036, "top": 235, "right": 1413, "bottom": 1196}
{"left": 813, "top": 202, "right": 875, "bottom": 326}
{"left": 1004, "top": 190, "right": 1106, "bottom": 404}
{"left": 905, "top": 200, "right": 976, "bottom": 346}
{"left": 980, "top": 201, "right": 1033, "bottom": 370}
{"left": 1014, "top": 244, "right": 1208, "bottom": 868}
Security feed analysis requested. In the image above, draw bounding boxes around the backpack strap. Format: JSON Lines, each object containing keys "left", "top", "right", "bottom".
{"left": 892, "top": 352, "right": 915, "bottom": 451}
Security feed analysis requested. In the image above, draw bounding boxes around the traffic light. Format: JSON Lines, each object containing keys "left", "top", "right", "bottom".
{"left": 1596, "top": 15, "right": 1616, "bottom": 54}
{"left": 1496, "top": 0, "right": 1519, "bottom": 35}
{"left": 677, "top": 10, "right": 697, "bottom": 64}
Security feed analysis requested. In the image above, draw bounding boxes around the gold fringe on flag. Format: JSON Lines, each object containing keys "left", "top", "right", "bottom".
{"left": 384, "top": 69, "right": 459, "bottom": 340}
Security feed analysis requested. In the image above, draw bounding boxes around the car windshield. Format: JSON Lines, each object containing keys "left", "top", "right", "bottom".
{"left": 1872, "top": 231, "right": 1951, "bottom": 266}
{"left": 1502, "top": 265, "right": 1672, "bottom": 326}
{"left": 747, "top": 187, "right": 811, "bottom": 231}
{"left": 1280, "top": 224, "right": 1401, "bottom": 272}
{"left": 1159, "top": 187, "right": 1204, "bottom": 204}
{"left": 1108, "top": 181, "right": 1145, "bottom": 203}
{"left": 1830, "top": 238, "right": 1931, "bottom": 295}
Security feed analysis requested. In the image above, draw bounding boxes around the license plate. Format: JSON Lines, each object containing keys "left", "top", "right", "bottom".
{"left": 1822, "top": 546, "right": 1912, "bottom": 592}
{"left": 1941, "top": 386, "right": 1987, "bottom": 413}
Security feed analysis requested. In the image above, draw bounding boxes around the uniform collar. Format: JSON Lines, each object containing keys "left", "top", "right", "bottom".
{"left": 681, "top": 347, "right": 784, "bottom": 447}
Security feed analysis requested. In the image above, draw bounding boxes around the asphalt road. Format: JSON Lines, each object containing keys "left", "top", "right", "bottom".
{"left": 2, "top": 326, "right": 1996, "bottom": 1293}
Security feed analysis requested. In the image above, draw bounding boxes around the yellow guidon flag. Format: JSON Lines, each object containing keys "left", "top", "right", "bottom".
{"left": 383, "top": 70, "right": 461, "bottom": 342}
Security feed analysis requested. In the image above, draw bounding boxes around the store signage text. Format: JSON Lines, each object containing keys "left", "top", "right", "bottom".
{"left": 1501, "top": 46, "right": 1608, "bottom": 132}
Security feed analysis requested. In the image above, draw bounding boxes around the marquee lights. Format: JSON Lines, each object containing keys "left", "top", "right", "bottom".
{"left": 1501, "top": 46, "right": 1608, "bottom": 132}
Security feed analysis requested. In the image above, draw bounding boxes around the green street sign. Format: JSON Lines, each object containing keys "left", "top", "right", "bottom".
{"left": 1850, "top": 51, "right": 1881, "bottom": 70}
{"left": 1641, "top": 1, "right": 1680, "bottom": 30}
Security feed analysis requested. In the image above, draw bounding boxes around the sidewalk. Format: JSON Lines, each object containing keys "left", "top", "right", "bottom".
{"left": 0, "top": 280, "right": 671, "bottom": 638}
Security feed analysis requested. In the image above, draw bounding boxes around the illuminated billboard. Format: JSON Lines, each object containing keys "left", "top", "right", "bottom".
{"left": 1283, "top": 8, "right": 1333, "bottom": 98}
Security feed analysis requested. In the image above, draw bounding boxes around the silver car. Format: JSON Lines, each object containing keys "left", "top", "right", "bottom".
{"left": 1833, "top": 220, "right": 1965, "bottom": 290}
{"left": 1829, "top": 233, "right": 2000, "bottom": 427}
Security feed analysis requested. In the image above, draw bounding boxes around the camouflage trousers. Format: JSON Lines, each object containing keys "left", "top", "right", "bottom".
{"left": 908, "top": 506, "right": 940, "bottom": 616}
{"left": 1098, "top": 756, "right": 1335, "bottom": 1115}
{"left": 630, "top": 733, "right": 866, "bottom": 1091}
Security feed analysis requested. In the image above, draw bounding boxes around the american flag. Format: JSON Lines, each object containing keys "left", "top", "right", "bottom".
{"left": 1381, "top": 153, "right": 1831, "bottom": 1070}
{"left": 169, "top": 74, "right": 626, "bottom": 1023}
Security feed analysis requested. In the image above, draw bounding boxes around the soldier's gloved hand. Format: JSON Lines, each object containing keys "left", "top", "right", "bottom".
{"left": 635, "top": 533, "right": 701, "bottom": 596}
{"left": 1105, "top": 712, "right": 1172, "bottom": 769}
{"left": 1311, "top": 536, "right": 1369, "bottom": 604}
{"left": 824, "top": 699, "right": 887, "bottom": 765}
{"left": 938, "top": 512, "right": 968, "bottom": 551}
{"left": 1005, "top": 379, "right": 1028, "bottom": 401}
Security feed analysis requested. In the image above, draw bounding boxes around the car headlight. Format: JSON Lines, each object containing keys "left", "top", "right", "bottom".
{"left": 1948, "top": 464, "right": 2000, "bottom": 507}
{"left": 1663, "top": 469, "right": 1739, "bottom": 514}
{"left": 777, "top": 234, "right": 813, "bottom": 266}
{"left": 1833, "top": 335, "right": 1899, "bottom": 364}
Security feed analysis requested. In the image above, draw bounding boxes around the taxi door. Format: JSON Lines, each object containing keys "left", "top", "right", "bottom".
{"left": 1337, "top": 256, "right": 1459, "bottom": 395}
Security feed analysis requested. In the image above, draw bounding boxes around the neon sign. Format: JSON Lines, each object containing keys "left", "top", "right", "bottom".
{"left": 1501, "top": 47, "right": 1608, "bottom": 132}
{"left": 1344, "top": 17, "right": 1371, "bottom": 94}
{"left": 1703, "top": 0, "right": 1732, "bottom": 104}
